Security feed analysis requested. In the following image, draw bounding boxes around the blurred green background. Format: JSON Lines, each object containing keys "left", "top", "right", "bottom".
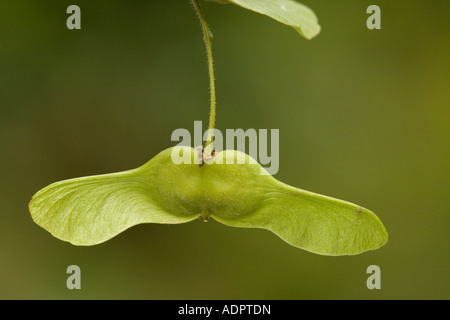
{"left": 1, "top": 0, "right": 449, "bottom": 299}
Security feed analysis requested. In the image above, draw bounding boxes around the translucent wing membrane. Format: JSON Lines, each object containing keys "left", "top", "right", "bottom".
{"left": 29, "top": 164, "right": 199, "bottom": 246}
{"left": 213, "top": 180, "right": 388, "bottom": 256}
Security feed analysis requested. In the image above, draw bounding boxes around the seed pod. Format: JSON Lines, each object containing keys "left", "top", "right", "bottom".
{"left": 29, "top": 147, "right": 388, "bottom": 255}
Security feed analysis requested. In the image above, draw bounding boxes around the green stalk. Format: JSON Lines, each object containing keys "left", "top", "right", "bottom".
{"left": 192, "top": 0, "right": 216, "bottom": 157}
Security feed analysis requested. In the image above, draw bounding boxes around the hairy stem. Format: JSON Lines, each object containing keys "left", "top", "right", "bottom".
{"left": 192, "top": 0, "right": 216, "bottom": 157}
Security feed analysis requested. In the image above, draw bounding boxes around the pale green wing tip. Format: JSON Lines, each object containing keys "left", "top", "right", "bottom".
{"left": 282, "top": 204, "right": 389, "bottom": 256}
{"left": 317, "top": 209, "right": 389, "bottom": 256}
{"left": 279, "top": 183, "right": 389, "bottom": 255}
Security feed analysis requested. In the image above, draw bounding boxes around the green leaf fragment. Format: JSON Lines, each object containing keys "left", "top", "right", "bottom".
{"left": 30, "top": 147, "right": 387, "bottom": 255}
{"left": 207, "top": 0, "right": 321, "bottom": 39}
